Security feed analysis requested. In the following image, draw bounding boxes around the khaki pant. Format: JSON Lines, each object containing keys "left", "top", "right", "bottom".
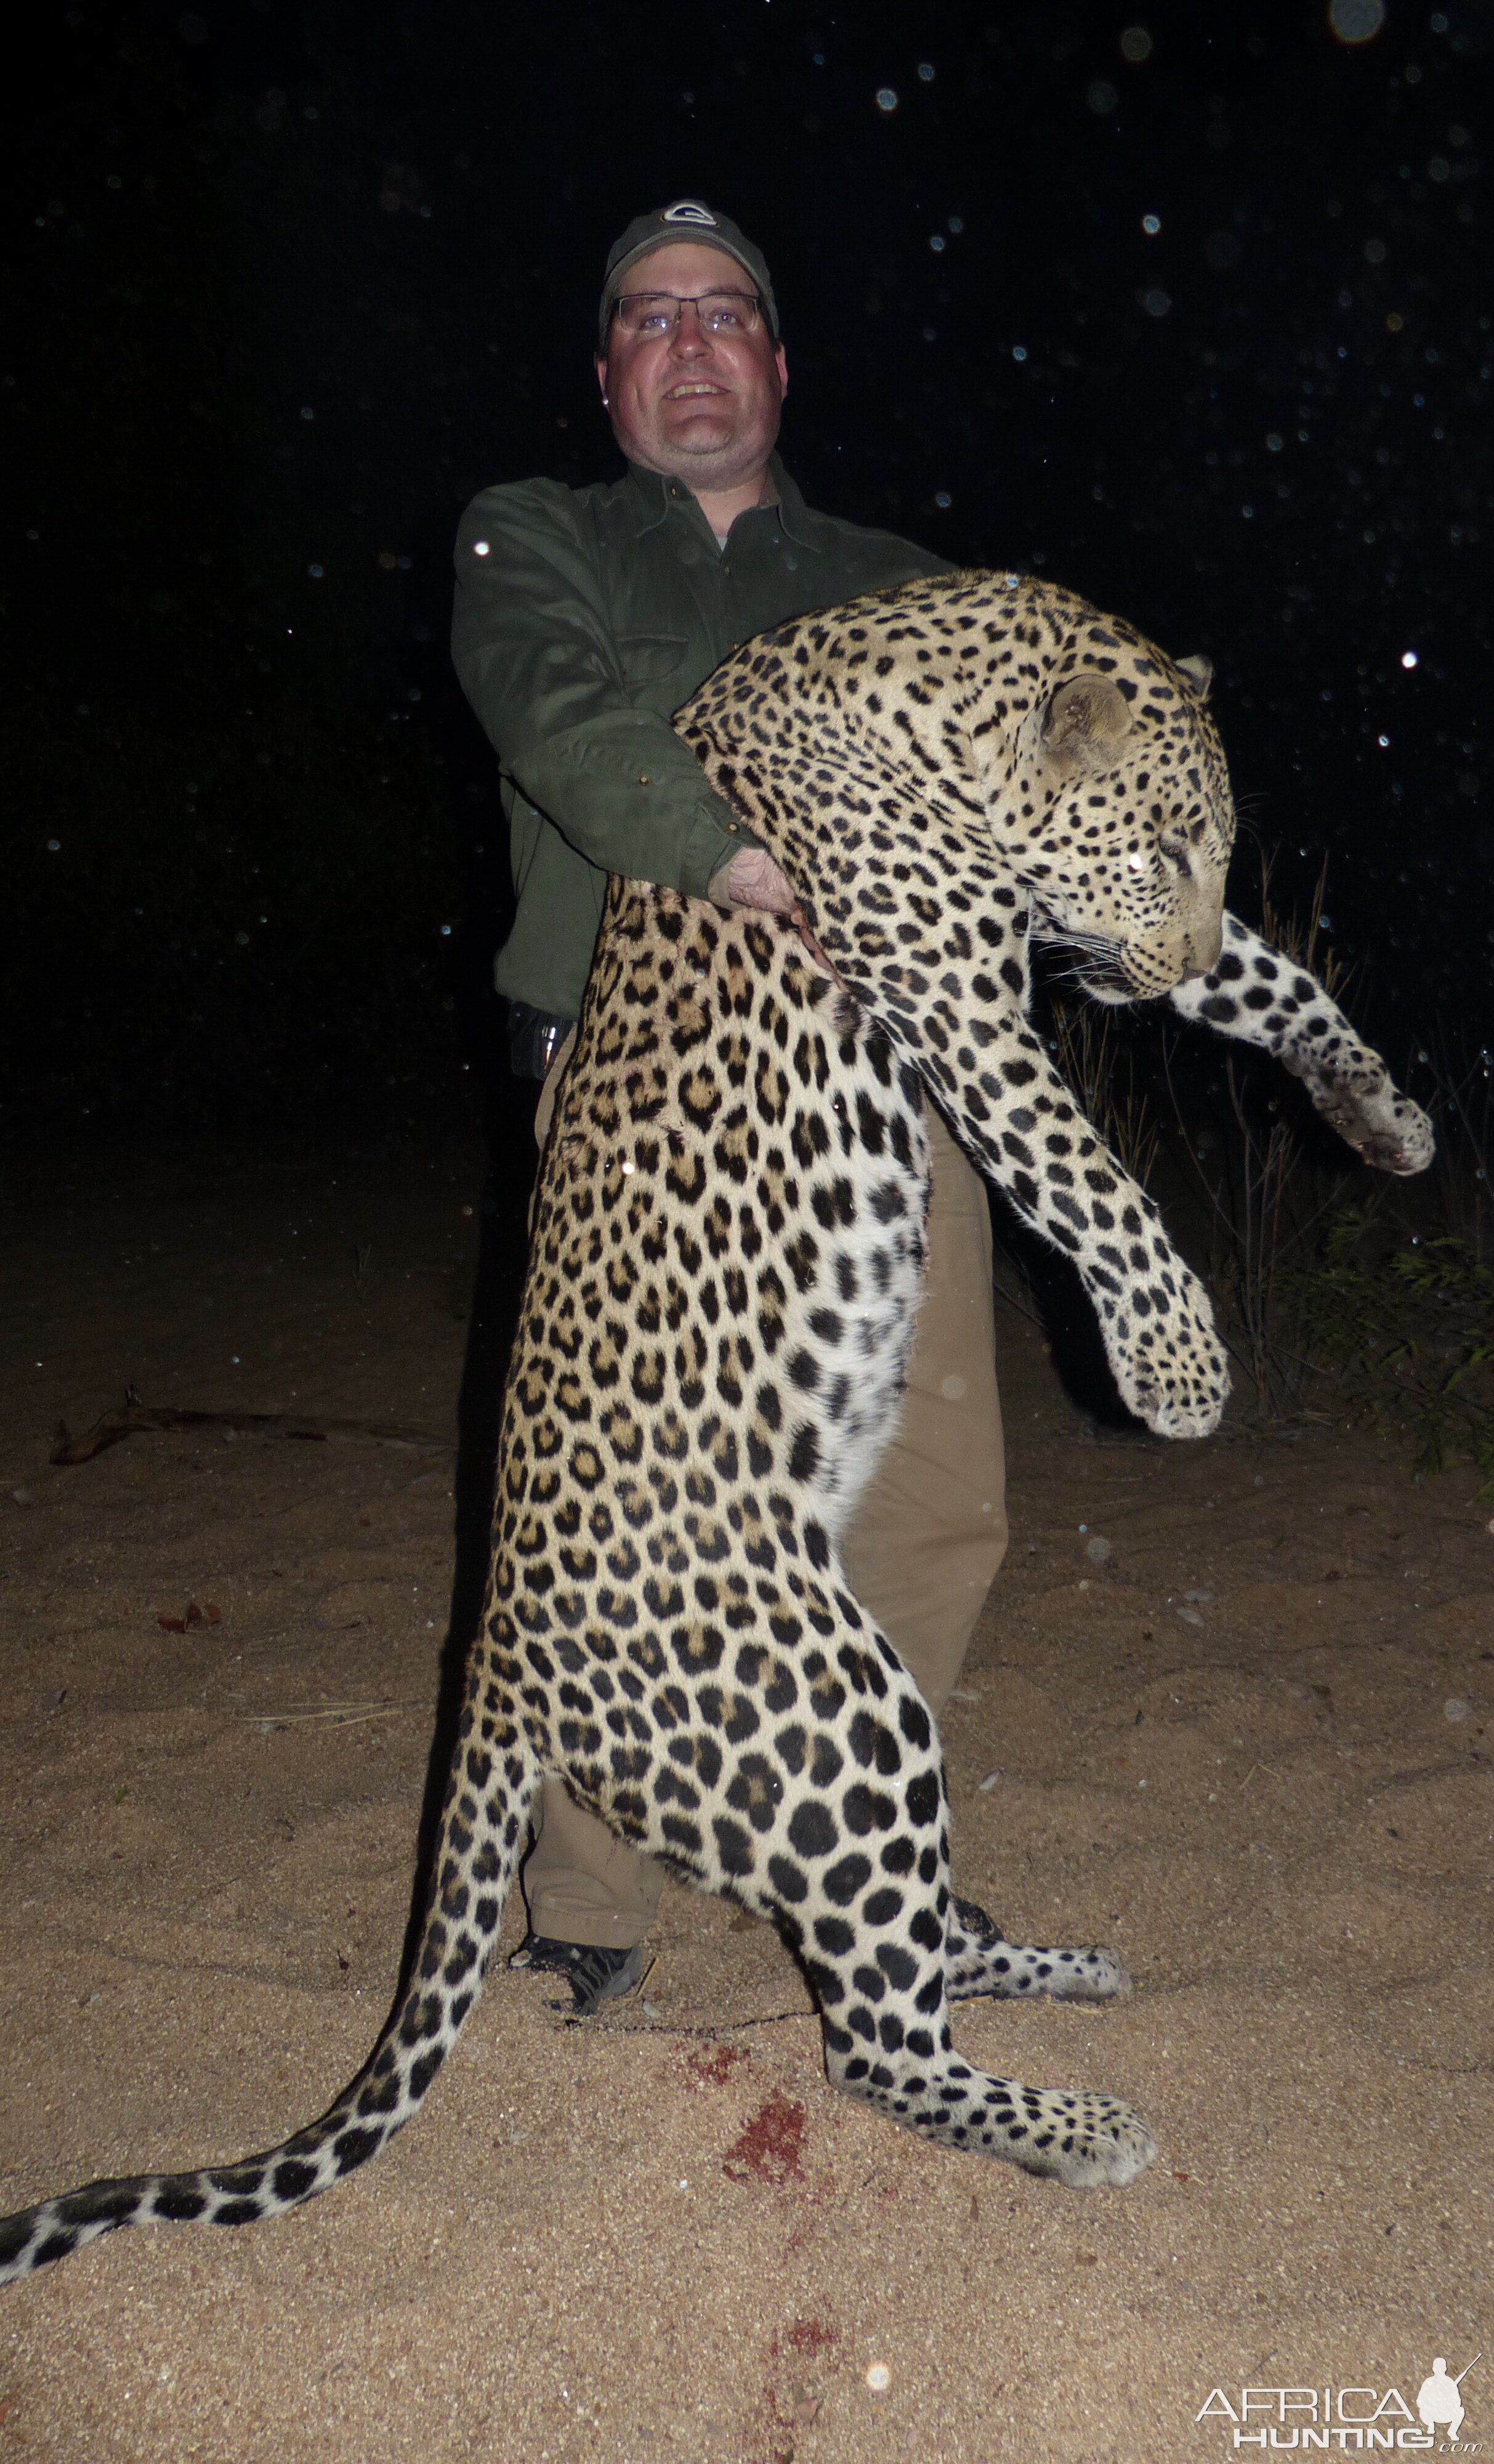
{"left": 525, "top": 1031, "right": 1007, "bottom": 1947}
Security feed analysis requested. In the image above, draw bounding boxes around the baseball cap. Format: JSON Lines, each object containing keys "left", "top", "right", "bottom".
{"left": 599, "top": 200, "right": 779, "bottom": 346}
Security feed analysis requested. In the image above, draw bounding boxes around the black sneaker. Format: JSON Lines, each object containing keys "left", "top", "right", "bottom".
{"left": 509, "top": 1932, "right": 648, "bottom": 2016}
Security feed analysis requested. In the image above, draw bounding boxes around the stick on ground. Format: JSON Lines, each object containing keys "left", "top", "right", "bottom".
{"left": 50, "top": 1388, "right": 450, "bottom": 1468}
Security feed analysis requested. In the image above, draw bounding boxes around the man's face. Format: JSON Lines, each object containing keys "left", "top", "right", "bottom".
{"left": 597, "top": 240, "right": 788, "bottom": 488}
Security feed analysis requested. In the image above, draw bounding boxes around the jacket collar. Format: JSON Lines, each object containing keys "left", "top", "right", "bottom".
{"left": 620, "top": 453, "right": 817, "bottom": 549}
{"left": 767, "top": 458, "right": 817, "bottom": 548}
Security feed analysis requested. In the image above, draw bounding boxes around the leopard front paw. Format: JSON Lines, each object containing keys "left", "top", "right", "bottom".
{"left": 1306, "top": 1073, "right": 1434, "bottom": 1177}
{"left": 1103, "top": 1265, "right": 1230, "bottom": 1440}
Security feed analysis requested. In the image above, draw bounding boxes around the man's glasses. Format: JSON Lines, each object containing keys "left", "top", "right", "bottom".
{"left": 613, "top": 290, "right": 764, "bottom": 339}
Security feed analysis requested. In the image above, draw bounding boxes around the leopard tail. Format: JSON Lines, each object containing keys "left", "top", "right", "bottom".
{"left": 0, "top": 1700, "right": 540, "bottom": 2287}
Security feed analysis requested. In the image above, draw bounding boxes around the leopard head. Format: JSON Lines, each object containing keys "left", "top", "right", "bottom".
{"left": 995, "top": 638, "right": 1235, "bottom": 1002}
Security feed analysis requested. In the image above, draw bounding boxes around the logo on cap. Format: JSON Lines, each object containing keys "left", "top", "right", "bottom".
{"left": 662, "top": 200, "right": 717, "bottom": 226}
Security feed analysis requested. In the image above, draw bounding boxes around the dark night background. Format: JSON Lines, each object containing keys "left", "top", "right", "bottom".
{"left": 7, "top": 0, "right": 1491, "bottom": 1152}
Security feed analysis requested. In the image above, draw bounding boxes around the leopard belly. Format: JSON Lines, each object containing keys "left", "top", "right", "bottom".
{"left": 491, "top": 884, "right": 934, "bottom": 1861}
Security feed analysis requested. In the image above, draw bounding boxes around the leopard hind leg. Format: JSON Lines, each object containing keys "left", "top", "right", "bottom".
{"left": 808, "top": 1872, "right": 1155, "bottom": 2189}
{"left": 747, "top": 1668, "right": 1155, "bottom": 2190}
{"left": 945, "top": 1897, "right": 1133, "bottom": 2004}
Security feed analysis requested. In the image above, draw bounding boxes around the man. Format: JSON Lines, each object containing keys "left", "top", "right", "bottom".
{"left": 452, "top": 201, "right": 1007, "bottom": 2011}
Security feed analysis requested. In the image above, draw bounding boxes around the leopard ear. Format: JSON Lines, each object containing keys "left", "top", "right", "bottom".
{"left": 1039, "top": 672, "right": 1134, "bottom": 772}
{"left": 1176, "top": 653, "right": 1213, "bottom": 699}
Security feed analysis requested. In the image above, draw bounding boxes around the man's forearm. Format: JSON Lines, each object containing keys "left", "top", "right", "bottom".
{"left": 452, "top": 486, "right": 752, "bottom": 897}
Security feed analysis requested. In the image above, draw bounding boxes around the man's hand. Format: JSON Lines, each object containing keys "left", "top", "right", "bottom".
{"left": 705, "top": 845, "right": 846, "bottom": 989}
{"left": 705, "top": 846, "right": 802, "bottom": 915}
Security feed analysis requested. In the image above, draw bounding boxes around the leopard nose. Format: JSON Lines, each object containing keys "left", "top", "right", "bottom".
{"left": 1182, "top": 913, "right": 1224, "bottom": 979}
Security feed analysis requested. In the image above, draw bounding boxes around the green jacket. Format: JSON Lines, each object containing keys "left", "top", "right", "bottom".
{"left": 451, "top": 455, "right": 946, "bottom": 1018}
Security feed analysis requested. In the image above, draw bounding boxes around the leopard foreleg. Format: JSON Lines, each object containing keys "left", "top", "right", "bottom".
{"left": 1169, "top": 913, "right": 1434, "bottom": 1175}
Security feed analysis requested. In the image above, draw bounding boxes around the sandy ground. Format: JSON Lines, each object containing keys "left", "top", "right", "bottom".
{"left": 1, "top": 1135, "right": 1490, "bottom": 2464}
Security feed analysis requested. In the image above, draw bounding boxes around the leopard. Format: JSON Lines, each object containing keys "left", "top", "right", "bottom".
{"left": 0, "top": 573, "right": 1432, "bottom": 2287}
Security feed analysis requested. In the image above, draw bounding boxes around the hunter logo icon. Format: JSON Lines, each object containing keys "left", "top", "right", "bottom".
{"left": 1416, "top": 2355, "right": 1477, "bottom": 2440}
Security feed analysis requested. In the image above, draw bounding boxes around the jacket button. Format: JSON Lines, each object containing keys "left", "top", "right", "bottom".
{"left": 637, "top": 772, "right": 651, "bottom": 785}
